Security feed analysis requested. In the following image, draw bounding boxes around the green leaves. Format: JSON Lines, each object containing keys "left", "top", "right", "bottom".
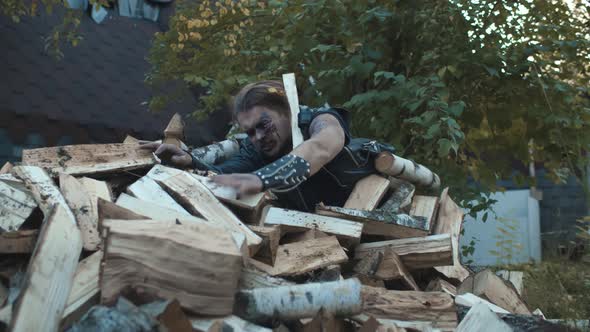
{"left": 146, "top": 0, "right": 590, "bottom": 216}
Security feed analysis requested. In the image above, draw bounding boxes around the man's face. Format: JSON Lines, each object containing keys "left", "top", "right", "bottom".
{"left": 237, "top": 106, "right": 291, "bottom": 158}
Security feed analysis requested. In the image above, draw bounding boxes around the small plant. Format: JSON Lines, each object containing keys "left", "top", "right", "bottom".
{"left": 489, "top": 216, "right": 523, "bottom": 265}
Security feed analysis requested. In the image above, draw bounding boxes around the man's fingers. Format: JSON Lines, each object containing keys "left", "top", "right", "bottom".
{"left": 139, "top": 141, "right": 160, "bottom": 150}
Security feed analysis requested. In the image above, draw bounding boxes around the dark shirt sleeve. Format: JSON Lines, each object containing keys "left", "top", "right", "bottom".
{"left": 191, "top": 138, "right": 265, "bottom": 174}
{"left": 303, "top": 106, "right": 352, "bottom": 145}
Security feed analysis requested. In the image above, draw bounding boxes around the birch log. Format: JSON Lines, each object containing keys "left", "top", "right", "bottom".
{"left": 316, "top": 204, "right": 429, "bottom": 239}
{"left": 235, "top": 278, "right": 362, "bottom": 321}
{"left": 189, "top": 139, "right": 240, "bottom": 166}
{"left": 282, "top": 73, "right": 305, "bottom": 148}
{"left": 375, "top": 152, "right": 440, "bottom": 189}
{"left": 380, "top": 178, "right": 415, "bottom": 213}
{"left": 10, "top": 205, "right": 83, "bottom": 332}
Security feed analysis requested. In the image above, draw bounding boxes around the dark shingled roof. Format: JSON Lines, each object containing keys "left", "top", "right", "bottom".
{"left": 0, "top": 5, "right": 231, "bottom": 149}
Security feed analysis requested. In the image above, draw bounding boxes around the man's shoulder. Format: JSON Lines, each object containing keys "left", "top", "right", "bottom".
{"left": 299, "top": 105, "right": 351, "bottom": 141}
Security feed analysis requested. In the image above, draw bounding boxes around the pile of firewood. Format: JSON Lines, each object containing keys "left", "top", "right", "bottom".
{"left": 0, "top": 123, "right": 566, "bottom": 332}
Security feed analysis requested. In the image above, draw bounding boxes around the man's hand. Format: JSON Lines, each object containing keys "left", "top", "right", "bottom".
{"left": 139, "top": 141, "right": 192, "bottom": 168}
{"left": 211, "top": 173, "right": 263, "bottom": 197}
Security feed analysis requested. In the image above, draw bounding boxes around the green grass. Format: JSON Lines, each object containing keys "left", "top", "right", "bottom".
{"left": 515, "top": 259, "right": 590, "bottom": 319}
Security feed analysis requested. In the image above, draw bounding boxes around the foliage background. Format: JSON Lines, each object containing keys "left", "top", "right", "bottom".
{"left": 147, "top": 0, "right": 590, "bottom": 212}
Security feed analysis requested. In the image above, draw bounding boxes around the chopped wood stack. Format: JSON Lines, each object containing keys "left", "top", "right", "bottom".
{"left": 0, "top": 122, "right": 547, "bottom": 331}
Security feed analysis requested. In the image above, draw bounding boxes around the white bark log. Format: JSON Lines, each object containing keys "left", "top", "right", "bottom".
{"left": 235, "top": 278, "right": 362, "bottom": 321}
{"left": 375, "top": 152, "right": 440, "bottom": 189}
{"left": 189, "top": 139, "right": 240, "bottom": 165}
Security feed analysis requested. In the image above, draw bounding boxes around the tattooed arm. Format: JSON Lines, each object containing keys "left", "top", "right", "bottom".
{"left": 290, "top": 113, "right": 345, "bottom": 175}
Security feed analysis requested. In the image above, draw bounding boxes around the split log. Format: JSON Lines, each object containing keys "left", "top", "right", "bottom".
{"left": 361, "top": 286, "right": 457, "bottom": 331}
{"left": 496, "top": 270, "right": 524, "bottom": 296}
{"left": 355, "top": 275, "right": 386, "bottom": 288}
{"left": 191, "top": 173, "right": 267, "bottom": 211}
{"left": 60, "top": 174, "right": 101, "bottom": 251}
{"left": 257, "top": 236, "right": 348, "bottom": 277}
{"left": 0, "top": 162, "right": 13, "bottom": 174}
{"left": 376, "top": 249, "right": 420, "bottom": 290}
{"left": 283, "top": 73, "right": 304, "bottom": 148}
{"left": 190, "top": 139, "right": 240, "bottom": 166}
{"left": 311, "top": 264, "right": 342, "bottom": 283}
{"left": 97, "top": 198, "right": 147, "bottom": 234}
{"left": 375, "top": 152, "right": 440, "bottom": 189}
{"left": 458, "top": 269, "right": 530, "bottom": 315}
{"left": 191, "top": 315, "right": 272, "bottom": 332}
{"left": 344, "top": 175, "right": 390, "bottom": 210}
{"left": 147, "top": 165, "right": 267, "bottom": 213}
{"left": 248, "top": 225, "right": 281, "bottom": 265}
{"left": 140, "top": 299, "right": 193, "bottom": 332}
{"left": 455, "top": 293, "right": 510, "bottom": 314}
{"left": 409, "top": 195, "right": 439, "bottom": 231}
{"left": 163, "top": 113, "right": 184, "bottom": 148}
{"left": 432, "top": 188, "right": 470, "bottom": 282}
{"left": 157, "top": 172, "right": 262, "bottom": 249}
{"left": 235, "top": 278, "right": 362, "bottom": 322}
{"left": 354, "top": 250, "right": 383, "bottom": 277}
{"left": 67, "top": 297, "right": 157, "bottom": 331}
{"left": 12, "top": 166, "right": 73, "bottom": 218}
{"left": 264, "top": 207, "right": 363, "bottom": 245}
{"left": 425, "top": 278, "right": 457, "bottom": 297}
{"left": 115, "top": 193, "right": 215, "bottom": 227}
{"left": 354, "top": 234, "right": 453, "bottom": 270}
{"left": 61, "top": 251, "right": 103, "bottom": 328}
{"left": 316, "top": 204, "right": 429, "bottom": 239}
{"left": 0, "top": 173, "right": 27, "bottom": 192}
{"left": 21, "top": 143, "right": 156, "bottom": 176}
{"left": 101, "top": 220, "right": 242, "bottom": 315}
{"left": 239, "top": 263, "right": 295, "bottom": 289}
{"left": 10, "top": 205, "right": 83, "bottom": 332}
{"left": 456, "top": 303, "right": 513, "bottom": 332}
{"left": 352, "top": 314, "right": 435, "bottom": 332}
{"left": 280, "top": 228, "right": 329, "bottom": 245}
{"left": 354, "top": 249, "right": 419, "bottom": 290}
{"left": 0, "top": 230, "right": 38, "bottom": 254}
{"left": 380, "top": 178, "right": 415, "bottom": 212}
{"left": 295, "top": 308, "right": 351, "bottom": 332}
{"left": 0, "top": 180, "right": 36, "bottom": 231}
{"left": 358, "top": 316, "right": 408, "bottom": 332}
{"left": 79, "top": 177, "right": 113, "bottom": 202}
{"left": 123, "top": 135, "right": 139, "bottom": 144}
{"left": 127, "top": 176, "right": 190, "bottom": 215}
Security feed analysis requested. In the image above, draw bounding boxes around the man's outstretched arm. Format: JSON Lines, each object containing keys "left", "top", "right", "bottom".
{"left": 291, "top": 113, "right": 345, "bottom": 175}
{"left": 212, "top": 113, "right": 345, "bottom": 196}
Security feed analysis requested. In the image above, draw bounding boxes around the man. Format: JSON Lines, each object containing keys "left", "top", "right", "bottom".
{"left": 141, "top": 80, "right": 391, "bottom": 211}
